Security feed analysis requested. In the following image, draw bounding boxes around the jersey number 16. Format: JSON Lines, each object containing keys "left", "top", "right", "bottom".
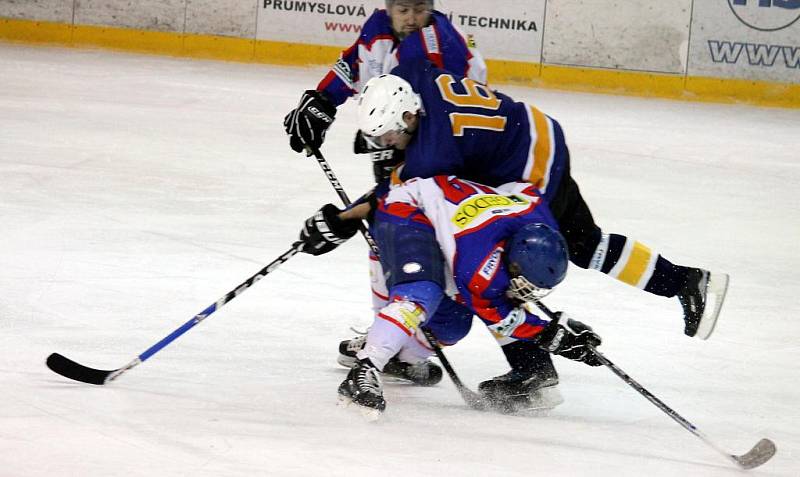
{"left": 435, "top": 74, "right": 507, "bottom": 136}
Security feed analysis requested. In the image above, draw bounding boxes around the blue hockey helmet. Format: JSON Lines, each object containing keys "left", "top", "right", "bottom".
{"left": 505, "top": 223, "right": 569, "bottom": 302}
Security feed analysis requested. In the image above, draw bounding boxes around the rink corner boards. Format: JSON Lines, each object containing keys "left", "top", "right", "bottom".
{"left": 1, "top": 17, "right": 798, "bottom": 110}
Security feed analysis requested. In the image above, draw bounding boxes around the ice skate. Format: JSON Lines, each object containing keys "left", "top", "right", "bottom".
{"left": 478, "top": 368, "right": 564, "bottom": 414}
{"left": 338, "top": 358, "right": 386, "bottom": 418}
{"left": 338, "top": 334, "right": 443, "bottom": 386}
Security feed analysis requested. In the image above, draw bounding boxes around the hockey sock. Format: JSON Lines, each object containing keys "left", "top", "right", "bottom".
{"left": 358, "top": 312, "right": 416, "bottom": 371}
{"left": 586, "top": 233, "right": 689, "bottom": 298}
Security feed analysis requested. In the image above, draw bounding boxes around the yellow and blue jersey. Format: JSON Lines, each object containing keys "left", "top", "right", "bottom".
{"left": 393, "top": 59, "right": 568, "bottom": 203}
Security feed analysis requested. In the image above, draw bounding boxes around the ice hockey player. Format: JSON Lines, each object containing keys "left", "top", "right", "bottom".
{"left": 285, "top": 0, "right": 489, "bottom": 386}
{"left": 283, "top": 0, "right": 486, "bottom": 182}
{"left": 300, "top": 60, "right": 729, "bottom": 410}
{"left": 336, "top": 176, "right": 604, "bottom": 413}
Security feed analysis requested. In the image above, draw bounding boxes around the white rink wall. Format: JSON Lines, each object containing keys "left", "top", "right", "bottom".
{"left": 2, "top": 0, "right": 799, "bottom": 84}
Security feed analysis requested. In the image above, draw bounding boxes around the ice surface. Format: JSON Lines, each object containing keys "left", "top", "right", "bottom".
{"left": 0, "top": 43, "right": 798, "bottom": 476}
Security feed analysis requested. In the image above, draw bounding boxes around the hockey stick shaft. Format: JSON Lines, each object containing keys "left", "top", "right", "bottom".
{"left": 306, "top": 146, "right": 379, "bottom": 252}
{"left": 532, "top": 299, "right": 775, "bottom": 469}
{"left": 47, "top": 241, "right": 305, "bottom": 384}
{"left": 306, "top": 146, "right": 483, "bottom": 406}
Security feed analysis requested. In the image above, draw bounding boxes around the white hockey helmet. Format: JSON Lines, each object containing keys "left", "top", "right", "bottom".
{"left": 357, "top": 74, "right": 421, "bottom": 140}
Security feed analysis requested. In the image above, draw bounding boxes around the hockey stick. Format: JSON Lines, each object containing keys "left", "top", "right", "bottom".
{"left": 46, "top": 241, "right": 306, "bottom": 385}
{"left": 306, "top": 145, "right": 486, "bottom": 409}
{"left": 531, "top": 299, "right": 776, "bottom": 470}
{"left": 305, "top": 145, "right": 378, "bottom": 252}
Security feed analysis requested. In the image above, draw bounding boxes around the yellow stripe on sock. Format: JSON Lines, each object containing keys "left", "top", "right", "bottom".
{"left": 617, "top": 242, "right": 652, "bottom": 287}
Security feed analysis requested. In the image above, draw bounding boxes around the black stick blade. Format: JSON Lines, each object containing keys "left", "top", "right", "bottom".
{"left": 734, "top": 438, "right": 777, "bottom": 470}
{"left": 46, "top": 353, "right": 115, "bottom": 385}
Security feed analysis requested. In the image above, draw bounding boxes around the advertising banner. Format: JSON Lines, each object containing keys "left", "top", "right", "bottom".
{"left": 689, "top": 0, "right": 800, "bottom": 82}
{"left": 256, "top": 0, "right": 544, "bottom": 62}
{"left": 440, "top": 0, "right": 544, "bottom": 63}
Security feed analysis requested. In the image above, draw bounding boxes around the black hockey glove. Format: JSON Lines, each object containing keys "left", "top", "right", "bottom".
{"left": 284, "top": 90, "right": 336, "bottom": 154}
{"left": 353, "top": 131, "right": 405, "bottom": 183}
{"left": 535, "top": 312, "right": 603, "bottom": 367}
{"left": 299, "top": 204, "right": 360, "bottom": 256}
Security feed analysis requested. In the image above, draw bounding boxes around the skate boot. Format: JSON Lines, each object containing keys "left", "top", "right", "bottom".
{"left": 383, "top": 358, "right": 443, "bottom": 387}
{"left": 337, "top": 334, "right": 366, "bottom": 368}
{"left": 678, "top": 268, "right": 729, "bottom": 340}
{"left": 479, "top": 341, "right": 563, "bottom": 413}
{"left": 478, "top": 368, "right": 563, "bottom": 413}
{"left": 338, "top": 358, "right": 386, "bottom": 414}
{"left": 338, "top": 334, "right": 443, "bottom": 386}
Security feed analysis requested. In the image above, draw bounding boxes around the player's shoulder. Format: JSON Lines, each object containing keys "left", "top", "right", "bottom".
{"left": 390, "top": 56, "right": 436, "bottom": 86}
{"left": 429, "top": 10, "right": 457, "bottom": 30}
{"left": 359, "top": 9, "right": 395, "bottom": 42}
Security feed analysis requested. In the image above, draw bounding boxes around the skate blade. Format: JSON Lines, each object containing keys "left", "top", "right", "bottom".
{"left": 514, "top": 386, "right": 565, "bottom": 414}
{"left": 484, "top": 385, "right": 565, "bottom": 415}
{"left": 696, "top": 272, "right": 729, "bottom": 340}
{"left": 337, "top": 394, "right": 383, "bottom": 422}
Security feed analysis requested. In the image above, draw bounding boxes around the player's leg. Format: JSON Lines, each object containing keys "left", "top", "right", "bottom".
{"left": 337, "top": 249, "right": 446, "bottom": 385}
{"left": 550, "top": 168, "right": 728, "bottom": 339}
{"left": 338, "top": 219, "right": 446, "bottom": 411}
{"left": 338, "top": 279, "right": 443, "bottom": 411}
{"left": 385, "top": 295, "right": 473, "bottom": 386}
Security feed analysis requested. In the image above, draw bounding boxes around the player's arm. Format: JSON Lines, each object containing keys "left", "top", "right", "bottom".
{"left": 297, "top": 190, "right": 380, "bottom": 256}
{"left": 475, "top": 299, "right": 603, "bottom": 367}
{"left": 284, "top": 12, "right": 391, "bottom": 154}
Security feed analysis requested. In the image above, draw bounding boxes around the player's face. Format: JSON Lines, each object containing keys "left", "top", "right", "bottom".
{"left": 389, "top": 1, "right": 432, "bottom": 38}
{"left": 379, "top": 129, "right": 413, "bottom": 150}
{"left": 365, "top": 112, "right": 418, "bottom": 150}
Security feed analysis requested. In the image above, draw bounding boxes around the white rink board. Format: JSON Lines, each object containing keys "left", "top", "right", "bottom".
{"left": 185, "top": 0, "right": 258, "bottom": 37}
{"left": 440, "top": 0, "right": 544, "bottom": 63}
{"left": 0, "top": 0, "right": 73, "bottom": 23}
{"left": 688, "top": 0, "right": 800, "bottom": 82}
{"left": 74, "top": 0, "right": 186, "bottom": 32}
{"left": 542, "top": 0, "right": 692, "bottom": 74}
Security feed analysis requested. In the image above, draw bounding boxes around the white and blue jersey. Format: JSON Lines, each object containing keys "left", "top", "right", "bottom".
{"left": 316, "top": 10, "right": 486, "bottom": 106}
{"left": 376, "top": 176, "right": 559, "bottom": 341}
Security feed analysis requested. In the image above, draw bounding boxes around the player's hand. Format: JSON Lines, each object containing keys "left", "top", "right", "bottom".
{"left": 299, "top": 204, "right": 359, "bottom": 256}
{"left": 284, "top": 90, "right": 336, "bottom": 154}
{"left": 535, "top": 312, "right": 602, "bottom": 366}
